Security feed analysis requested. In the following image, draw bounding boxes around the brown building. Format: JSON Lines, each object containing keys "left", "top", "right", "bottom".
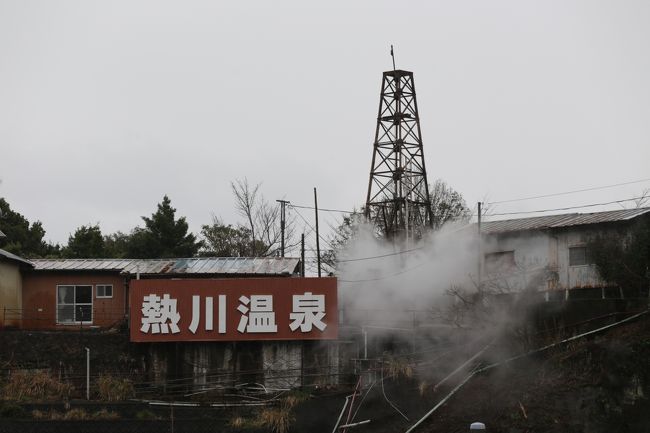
{"left": 20, "top": 257, "right": 300, "bottom": 330}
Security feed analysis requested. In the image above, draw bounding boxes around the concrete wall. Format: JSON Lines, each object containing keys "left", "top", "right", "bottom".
{"left": 263, "top": 341, "right": 302, "bottom": 389}
{"left": 146, "top": 340, "right": 341, "bottom": 391}
{"left": 0, "top": 260, "right": 23, "bottom": 327}
{"left": 21, "top": 272, "right": 127, "bottom": 329}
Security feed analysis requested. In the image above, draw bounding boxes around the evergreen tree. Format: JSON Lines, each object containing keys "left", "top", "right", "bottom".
{"left": 63, "top": 224, "right": 105, "bottom": 258}
{"left": 127, "top": 195, "right": 201, "bottom": 258}
{"left": 200, "top": 216, "right": 263, "bottom": 257}
{"left": 103, "top": 231, "right": 131, "bottom": 258}
{"left": 589, "top": 216, "right": 650, "bottom": 290}
{"left": 0, "top": 198, "right": 59, "bottom": 258}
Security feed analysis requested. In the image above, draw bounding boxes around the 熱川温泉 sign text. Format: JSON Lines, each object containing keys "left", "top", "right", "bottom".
{"left": 129, "top": 278, "right": 337, "bottom": 342}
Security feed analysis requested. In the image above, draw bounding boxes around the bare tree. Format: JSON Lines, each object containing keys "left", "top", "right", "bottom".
{"left": 633, "top": 188, "right": 650, "bottom": 209}
{"left": 429, "top": 179, "right": 472, "bottom": 230}
{"left": 230, "top": 178, "right": 296, "bottom": 257}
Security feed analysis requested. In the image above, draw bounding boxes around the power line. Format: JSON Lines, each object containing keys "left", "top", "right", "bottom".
{"left": 289, "top": 203, "right": 357, "bottom": 214}
{"left": 290, "top": 205, "right": 336, "bottom": 250}
{"left": 337, "top": 246, "right": 424, "bottom": 263}
{"left": 488, "top": 177, "right": 650, "bottom": 205}
{"left": 487, "top": 195, "right": 648, "bottom": 217}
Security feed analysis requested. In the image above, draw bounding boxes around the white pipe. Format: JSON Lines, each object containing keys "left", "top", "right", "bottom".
{"left": 339, "top": 419, "right": 371, "bottom": 429}
{"left": 405, "top": 309, "right": 649, "bottom": 433}
{"left": 433, "top": 340, "right": 493, "bottom": 391}
{"left": 331, "top": 395, "right": 352, "bottom": 433}
{"left": 363, "top": 328, "right": 368, "bottom": 359}
{"left": 85, "top": 347, "right": 90, "bottom": 400}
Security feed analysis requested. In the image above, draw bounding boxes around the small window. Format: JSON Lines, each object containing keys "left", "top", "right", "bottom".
{"left": 57, "top": 285, "right": 92, "bottom": 324}
{"left": 96, "top": 284, "right": 113, "bottom": 298}
{"left": 569, "top": 247, "right": 592, "bottom": 266}
{"left": 484, "top": 251, "right": 516, "bottom": 274}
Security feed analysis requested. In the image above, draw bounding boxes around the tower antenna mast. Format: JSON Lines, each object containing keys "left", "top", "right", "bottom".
{"left": 364, "top": 56, "right": 433, "bottom": 239}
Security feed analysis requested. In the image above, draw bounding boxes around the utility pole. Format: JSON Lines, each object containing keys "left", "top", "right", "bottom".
{"left": 477, "top": 202, "right": 482, "bottom": 289}
{"left": 300, "top": 233, "right": 305, "bottom": 277}
{"left": 276, "top": 200, "right": 289, "bottom": 257}
{"left": 314, "top": 188, "right": 321, "bottom": 277}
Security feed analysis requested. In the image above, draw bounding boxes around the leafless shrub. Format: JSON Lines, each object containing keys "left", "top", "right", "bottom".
{"left": 281, "top": 390, "right": 310, "bottom": 409}
{"left": 2, "top": 371, "right": 72, "bottom": 401}
{"left": 258, "top": 407, "right": 295, "bottom": 433}
{"left": 97, "top": 375, "right": 135, "bottom": 401}
{"left": 383, "top": 355, "right": 414, "bottom": 380}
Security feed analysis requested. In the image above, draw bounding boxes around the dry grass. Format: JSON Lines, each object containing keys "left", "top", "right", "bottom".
{"left": 384, "top": 357, "right": 414, "bottom": 380}
{"left": 418, "top": 380, "right": 428, "bottom": 396}
{"left": 31, "top": 408, "right": 120, "bottom": 420}
{"left": 281, "top": 390, "right": 310, "bottom": 409}
{"left": 258, "top": 407, "right": 295, "bottom": 433}
{"left": 2, "top": 371, "right": 73, "bottom": 401}
{"left": 228, "top": 415, "right": 247, "bottom": 428}
{"left": 92, "top": 408, "right": 120, "bottom": 420}
{"left": 97, "top": 375, "right": 135, "bottom": 401}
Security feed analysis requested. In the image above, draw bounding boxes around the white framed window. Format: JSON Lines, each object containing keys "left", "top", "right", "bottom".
{"left": 57, "top": 285, "right": 93, "bottom": 324}
{"left": 96, "top": 284, "right": 113, "bottom": 299}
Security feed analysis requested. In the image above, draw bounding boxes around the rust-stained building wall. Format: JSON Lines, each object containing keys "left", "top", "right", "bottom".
{"left": 481, "top": 223, "right": 636, "bottom": 292}
{"left": 0, "top": 260, "right": 23, "bottom": 328}
{"left": 554, "top": 227, "right": 609, "bottom": 290}
{"left": 21, "top": 271, "right": 127, "bottom": 330}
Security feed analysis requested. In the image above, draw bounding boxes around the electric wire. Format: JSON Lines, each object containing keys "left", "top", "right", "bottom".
{"left": 289, "top": 205, "right": 336, "bottom": 250}
{"left": 487, "top": 195, "right": 648, "bottom": 217}
{"left": 336, "top": 246, "right": 423, "bottom": 263}
{"left": 289, "top": 204, "right": 358, "bottom": 214}
{"left": 487, "top": 177, "right": 650, "bottom": 205}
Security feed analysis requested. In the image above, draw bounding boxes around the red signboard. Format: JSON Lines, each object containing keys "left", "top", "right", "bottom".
{"left": 129, "top": 278, "right": 337, "bottom": 342}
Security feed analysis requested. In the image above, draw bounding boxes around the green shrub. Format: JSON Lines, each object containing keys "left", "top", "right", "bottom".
{"left": 0, "top": 402, "right": 27, "bottom": 418}
{"left": 135, "top": 409, "right": 159, "bottom": 420}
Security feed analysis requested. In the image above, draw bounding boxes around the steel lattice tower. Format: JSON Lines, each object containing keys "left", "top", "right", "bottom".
{"left": 365, "top": 69, "right": 433, "bottom": 238}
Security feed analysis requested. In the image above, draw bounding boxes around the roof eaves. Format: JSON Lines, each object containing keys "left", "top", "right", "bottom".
{"left": 0, "top": 248, "right": 34, "bottom": 267}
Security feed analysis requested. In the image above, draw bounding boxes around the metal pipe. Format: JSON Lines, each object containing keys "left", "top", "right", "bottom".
{"left": 405, "top": 309, "right": 649, "bottom": 433}
{"left": 363, "top": 328, "right": 368, "bottom": 359}
{"left": 331, "top": 395, "right": 351, "bottom": 433}
{"left": 434, "top": 340, "right": 493, "bottom": 391}
{"left": 339, "top": 420, "right": 371, "bottom": 429}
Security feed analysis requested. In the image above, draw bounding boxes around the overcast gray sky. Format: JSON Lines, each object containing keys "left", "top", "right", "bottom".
{"left": 1, "top": 0, "right": 649, "bottom": 252}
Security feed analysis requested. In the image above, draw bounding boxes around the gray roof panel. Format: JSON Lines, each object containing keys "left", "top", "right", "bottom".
{"left": 30, "top": 257, "right": 300, "bottom": 276}
{"left": 481, "top": 207, "right": 650, "bottom": 234}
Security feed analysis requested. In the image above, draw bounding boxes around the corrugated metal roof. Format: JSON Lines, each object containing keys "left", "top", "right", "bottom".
{"left": 29, "top": 257, "right": 300, "bottom": 276}
{"left": 0, "top": 248, "right": 34, "bottom": 267}
{"left": 480, "top": 207, "right": 650, "bottom": 235}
